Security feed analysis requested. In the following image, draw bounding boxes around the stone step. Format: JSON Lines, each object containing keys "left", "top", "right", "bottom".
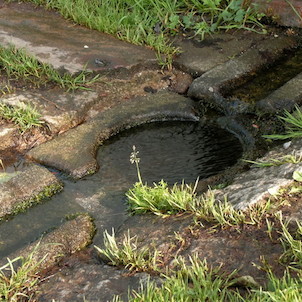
{"left": 0, "top": 0, "right": 156, "bottom": 74}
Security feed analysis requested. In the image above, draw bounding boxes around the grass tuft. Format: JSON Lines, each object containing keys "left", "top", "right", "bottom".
{"left": 243, "top": 153, "right": 302, "bottom": 168}
{"left": 0, "top": 253, "right": 41, "bottom": 301}
{"left": 95, "top": 229, "right": 160, "bottom": 272}
{"left": 264, "top": 106, "right": 302, "bottom": 140}
{"left": 22, "top": 0, "right": 266, "bottom": 67}
{"left": 0, "top": 102, "right": 44, "bottom": 133}
{"left": 0, "top": 45, "right": 98, "bottom": 91}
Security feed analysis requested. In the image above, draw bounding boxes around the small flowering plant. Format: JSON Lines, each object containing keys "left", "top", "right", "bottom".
{"left": 130, "top": 145, "right": 142, "bottom": 184}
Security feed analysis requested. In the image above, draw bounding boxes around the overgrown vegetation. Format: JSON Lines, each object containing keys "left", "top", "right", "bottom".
{"left": 0, "top": 45, "right": 98, "bottom": 90}
{"left": 23, "top": 0, "right": 266, "bottom": 66}
{"left": 0, "top": 102, "right": 43, "bottom": 133}
{"left": 96, "top": 213, "right": 302, "bottom": 302}
{"left": 264, "top": 106, "right": 302, "bottom": 140}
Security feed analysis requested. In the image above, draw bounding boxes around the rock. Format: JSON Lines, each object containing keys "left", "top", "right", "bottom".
{"left": 0, "top": 214, "right": 95, "bottom": 271}
{"left": 27, "top": 91, "right": 199, "bottom": 179}
{"left": 0, "top": 124, "right": 18, "bottom": 151}
{"left": 215, "top": 139, "right": 302, "bottom": 209}
{"left": 36, "top": 255, "right": 147, "bottom": 302}
{"left": 0, "top": 164, "right": 63, "bottom": 219}
{"left": 170, "top": 71, "right": 193, "bottom": 94}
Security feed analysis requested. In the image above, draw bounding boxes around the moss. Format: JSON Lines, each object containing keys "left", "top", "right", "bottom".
{"left": 8, "top": 181, "right": 63, "bottom": 218}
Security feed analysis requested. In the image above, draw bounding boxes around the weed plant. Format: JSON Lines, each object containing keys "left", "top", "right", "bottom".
{"left": 264, "top": 106, "right": 302, "bottom": 140}
{"left": 0, "top": 102, "right": 43, "bottom": 133}
{"left": 244, "top": 153, "right": 302, "bottom": 168}
{"left": 127, "top": 146, "right": 268, "bottom": 228}
{"left": 95, "top": 229, "right": 160, "bottom": 272}
{"left": 23, "top": 0, "right": 265, "bottom": 67}
{"left": 0, "top": 253, "right": 40, "bottom": 301}
{"left": 0, "top": 45, "right": 98, "bottom": 90}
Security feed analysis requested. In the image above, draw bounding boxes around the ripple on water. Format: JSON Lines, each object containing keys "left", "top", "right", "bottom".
{"left": 0, "top": 121, "right": 243, "bottom": 258}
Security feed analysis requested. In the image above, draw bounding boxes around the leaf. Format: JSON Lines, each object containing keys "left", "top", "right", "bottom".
{"left": 293, "top": 170, "right": 302, "bottom": 182}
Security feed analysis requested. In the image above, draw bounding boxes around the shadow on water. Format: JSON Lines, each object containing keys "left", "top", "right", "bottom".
{"left": 0, "top": 121, "right": 242, "bottom": 258}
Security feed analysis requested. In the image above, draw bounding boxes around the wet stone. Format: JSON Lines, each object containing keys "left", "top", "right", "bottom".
{"left": 0, "top": 214, "right": 94, "bottom": 271}
{"left": 37, "top": 260, "right": 149, "bottom": 302}
{"left": 0, "top": 164, "right": 63, "bottom": 219}
{"left": 0, "top": 0, "right": 156, "bottom": 74}
{"left": 27, "top": 91, "right": 199, "bottom": 179}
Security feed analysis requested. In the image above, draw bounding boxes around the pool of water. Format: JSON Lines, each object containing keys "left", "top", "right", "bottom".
{"left": 0, "top": 121, "right": 243, "bottom": 257}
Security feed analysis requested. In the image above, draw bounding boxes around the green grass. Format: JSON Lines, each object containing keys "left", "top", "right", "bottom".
{"left": 96, "top": 214, "right": 302, "bottom": 302}
{"left": 0, "top": 253, "right": 41, "bottom": 301}
{"left": 22, "top": 0, "right": 266, "bottom": 67}
{"left": 95, "top": 229, "right": 160, "bottom": 272}
{"left": 0, "top": 102, "right": 43, "bottom": 133}
{"left": 264, "top": 106, "right": 302, "bottom": 140}
{"left": 0, "top": 45, "right": 98, "bottom": 91}
{"left": 243, "top": 153, "right": 302, "bottom": 168}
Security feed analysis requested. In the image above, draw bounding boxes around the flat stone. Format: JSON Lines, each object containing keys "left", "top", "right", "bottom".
{"left": 173, "top": 30, "right": 266, "bottom": 77}
{"left": 0, "top": 214, "right": 94, "bottom": 271}
{"left": 256, "top": 72, "right": 302, "bottom": 114}
{"left": 27, "top": 91, "right": 199, "bottom": 179}
{"left": 0, "top": 124, "right": 18, "bottom": 151}
{"left": 37, "top": 251, "right": 150, "bottom": 302}
{"left": 215, "top": 139, "right": 302, "bottom": 209}
{"left": 1, "top": 89, "right": 98, "bottom": 134}
{"left": 0, "top": 0, "right": 156, "bottom": 74}
{"left": 0, "top": 164, "right": 63, "bottom": 219}
{"left": 252, "top": 0, "right": 302, "bottom": 28}
{"left": 188, "top": 35, "right": 297, "bottom": 114}
{"left": 179, "top": 227, "right": 283, "bottom": 285}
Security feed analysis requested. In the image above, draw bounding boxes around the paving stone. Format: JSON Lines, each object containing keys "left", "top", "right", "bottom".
{"left": 256, "top": 72, "right": 302, "bottom": 113}
{"left": 27, "top": 91, "right": 199, "bottom": 179}
{"left": 0, "top": 214, "right": 94, "bottom": 271}
{"left": 0, "top": 1, "right": 156, "bottom": 74}
{"left": 0, "top": 164, "right": 63, "bottom": 219}
{"left": 1, "top": 90, "right": 98, "bottom": 134}
{"left": 173, "top": 30, "right": 266, "bottom": 77}
{"left": 188, "top": 35, "right": 298, "bottom": 114}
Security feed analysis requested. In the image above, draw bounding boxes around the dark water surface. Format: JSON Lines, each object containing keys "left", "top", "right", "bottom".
{"left": 0, "top": 121, "right": 242, "bottom": 257}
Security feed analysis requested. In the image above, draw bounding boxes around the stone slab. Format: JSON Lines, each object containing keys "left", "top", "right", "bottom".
{"left": 27, "top": 91, "right": 199, "bottom": 179}
{"left": 188, "top": 35, "right": 297, "bottom": 114}
{"left": 0, "top": 214, "right": 94, "bottom": 271}
{"left": 216, "top": 139, "right": 302, "bottom": 209}
{"left": 0, "top": 1, "right": 156, "bottom": 74}
{"left": 1, "top": 89, "right": 98, "bottom": 134}
{"left": 256, "top": 72, "right": 302, "bottom": 113}
{"left": 173, "top": 30, "right": 266, "bottom": 77}
{"left": 0, "top": 164, "right": 63, "bottom": 219}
